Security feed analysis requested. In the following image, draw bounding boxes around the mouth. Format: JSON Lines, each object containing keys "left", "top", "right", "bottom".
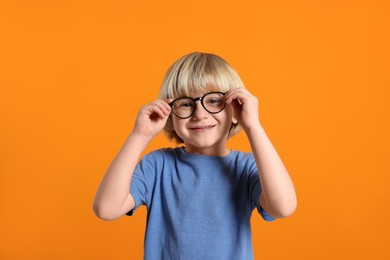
{"left": 188, "top": 125, "right": 215, "bottom": 132}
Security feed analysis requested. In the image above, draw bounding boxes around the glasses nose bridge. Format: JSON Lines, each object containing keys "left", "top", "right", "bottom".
{"left": 192, "top": 96, "right": 203, "bottom": 103}
{"left": 191, "top": 96, "right": 208, "bottom": 116}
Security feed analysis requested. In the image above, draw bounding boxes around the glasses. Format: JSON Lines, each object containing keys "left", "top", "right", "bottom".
{"left": 169, "top": 92, "right": 226, "bottom": 119}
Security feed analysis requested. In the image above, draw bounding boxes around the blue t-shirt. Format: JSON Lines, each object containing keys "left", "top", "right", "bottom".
{"left": 128, "top": 147, "right": 275, "bottom": 260}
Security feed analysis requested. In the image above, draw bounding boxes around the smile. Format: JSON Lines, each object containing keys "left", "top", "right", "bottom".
{"left": 188, "top": 125, "right": 215, "bottom": 132}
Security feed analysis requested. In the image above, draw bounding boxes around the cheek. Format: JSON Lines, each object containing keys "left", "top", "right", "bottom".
{"left": 214, "top": 113, "right": 233, "bottom": 131}
{"left": 222, "top": 106, "right": 234, "bottom": 121}
{"left": 171, "top": 118, "right": 185, "bottom": 133}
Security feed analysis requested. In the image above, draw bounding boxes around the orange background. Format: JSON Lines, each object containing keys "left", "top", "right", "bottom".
{"left": 1, "top": 1, "right": 389, "bottom": 259}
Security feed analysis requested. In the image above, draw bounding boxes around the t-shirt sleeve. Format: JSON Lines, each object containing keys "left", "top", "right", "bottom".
{"left": 250, "top": 177, "right": 276, "bottom": 221}
{"left": 247, "top": 157, "right": 276, "bottom": 222}
{"left": 126, "top": 153, "right": 157, "bottom": 216}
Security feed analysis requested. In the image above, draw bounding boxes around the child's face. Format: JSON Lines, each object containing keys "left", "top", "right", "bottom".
{"left": 171, "top": 91, "right": 234, "bottom": 156}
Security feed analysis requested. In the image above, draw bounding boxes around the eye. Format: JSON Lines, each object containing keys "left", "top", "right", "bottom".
{"left": 206, "top": 97, "right": 224, "bottom": 106}
{"left": 208, "top": 98, "right": 221, "bottom": 104}
{"left": 180, "top": 102, "right": 193, "bottom": 107}
{"left": 174, "top": 99, "right": 194, "bottom": 108}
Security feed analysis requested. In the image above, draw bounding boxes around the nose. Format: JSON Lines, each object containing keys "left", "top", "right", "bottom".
{"left": 191, "top": 100, "right": 208, "bottom": 120}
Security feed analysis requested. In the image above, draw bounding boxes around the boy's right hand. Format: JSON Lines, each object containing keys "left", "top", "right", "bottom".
{"left": 132, "top": 99, "right": 172, "bottom": 141}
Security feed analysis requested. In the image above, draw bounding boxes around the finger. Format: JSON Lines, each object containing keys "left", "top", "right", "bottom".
{"left": 231, "top": 99, "right": 242, "bottom": 110}
{"left": 225, "top": 91, "right": 249, "bottom": 104}
{"left": 148, "top": 100, "right": 171, "bottom": 116}
{"left": 145, "top": 103, "right": 168, "bottom": 119}
{"left": 225, "top": 88, "right": 248, "bottom": 97}
{"left": 224, "top": 88, "right": 244, "bottom": 100}
{"left": 232, "top": 88, "right": 253, "bottom": 99}
{"left": 154, "top": 100, "right": 171, "bottom": 116}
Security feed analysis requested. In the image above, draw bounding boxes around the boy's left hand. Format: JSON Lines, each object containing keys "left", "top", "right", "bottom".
{"left": 224, "top": 88, "right": 261, "bottom": 131}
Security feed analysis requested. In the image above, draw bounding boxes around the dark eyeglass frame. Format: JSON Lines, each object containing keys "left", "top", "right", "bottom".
{"left": 168, "top": 91, "right": 226, "bottom": 119}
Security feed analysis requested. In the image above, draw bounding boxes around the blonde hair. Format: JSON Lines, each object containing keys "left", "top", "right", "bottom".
{"left": 159, "top": 52, "right": 245, "bottom": 143}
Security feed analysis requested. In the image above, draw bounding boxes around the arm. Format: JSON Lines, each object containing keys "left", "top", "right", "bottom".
{"left": 225, "top": 89, "right": 297, "bottom": 218}
{"left": 93, "top": 99, "right": 172, "bottom": 221}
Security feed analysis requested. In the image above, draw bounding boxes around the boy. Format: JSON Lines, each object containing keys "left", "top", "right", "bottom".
{"left": 93, "top": 52, "right": 297, "bottom": 259}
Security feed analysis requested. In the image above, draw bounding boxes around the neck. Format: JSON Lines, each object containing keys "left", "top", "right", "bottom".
{"left": 183, "top": 145, "right": 230, "bottom": 157}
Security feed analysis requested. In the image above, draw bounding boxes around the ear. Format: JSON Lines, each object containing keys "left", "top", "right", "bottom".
{"left": 232, "top": 115, "right": 238, "bottom": 124}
